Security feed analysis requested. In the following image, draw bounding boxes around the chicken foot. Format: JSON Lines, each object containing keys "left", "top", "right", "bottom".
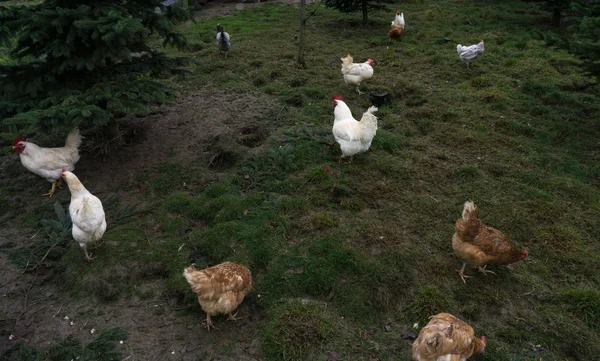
{"left": 227, "top": 310, "right": 241, "bottom": 321}
{"left": 477, "top": 265, "right": 496, "bottom": 276}
{"left": 204, "top": 314, "right": 219, "bottom": 332}
{"left": 83, "top": 246, "right": 94, "bottom": 262}
{"left": 356, "top": 86, "right": 364, "bottom": 95}
{"left": 42, "top": 179, "right": 62, "bottom": 198}
{"left": 457, "top": 263, "right": 472, "bottom": 284}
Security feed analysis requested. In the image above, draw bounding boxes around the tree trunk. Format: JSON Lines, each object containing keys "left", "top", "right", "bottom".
{"left": 552, "top": 8, "right": 561, "bottom": 27}
{"left": 298, "top": 0, "right": 306, "bottom": 67}
{"left": 362, "top": 0, "right": 368, "bottom": 27}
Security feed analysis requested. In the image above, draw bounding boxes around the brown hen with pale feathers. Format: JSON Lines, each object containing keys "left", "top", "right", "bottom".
{"left": 183, "top": 262, "right": 252, "bottom": 331}
{"left": 412, "top": 313, "right": 486, "bottom": 361}
{"left": 388, "top": 24, "right": 404, "bottom": 41}
{"left": 453, "top": 201, "right": 528, "bottom": 283}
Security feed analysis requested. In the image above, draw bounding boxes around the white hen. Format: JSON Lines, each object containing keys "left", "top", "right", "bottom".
{"left": 341, "top": 55, "right": 374, "bottom": 95}
{"left": 457, "top": 40, "right": 484, "bottom": 70}
{"left": 62, "top": 170, "right": 106, "bottom": 262}
{"left": 12, "top": 128, "right": 82, "bottom": 197}
{"left": 391, "top": 10, "right": 405, "bottom": 29}
{"left": 331, "top": 94, "right": 378, "bottom": 160}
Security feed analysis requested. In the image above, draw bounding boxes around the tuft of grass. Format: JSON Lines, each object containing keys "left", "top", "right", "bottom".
{"left": 556, "top": 289, "right": 600, "bottom": 332}
{"left": 406, "top": 285, "right": 453, "bottom": 325}
{"left": 263, "top": 299, "right": 338, "bottom": 361}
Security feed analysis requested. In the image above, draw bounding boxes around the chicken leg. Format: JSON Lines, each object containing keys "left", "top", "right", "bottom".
{"left": 457, "top": 263, "right": 472, "bottom": 284}
{"left": 83, "top": 245, "right": 94, "bottom": 262}
{"left": 477, "top": 265, "right": 496, "bottom": 276}
{"left": 227, "top": 310, "right": 241, "bottom": 321}
{"left": 356, "top": 86, "right": 364, "bottom": 95}
{"left": 204, "top": 314, "right": 218, "bottom": 332}
{"left": 42, "top": 180, "right": 60, "bottom": 198}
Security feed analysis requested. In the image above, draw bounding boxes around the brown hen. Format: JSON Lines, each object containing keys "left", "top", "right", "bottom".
{"left": 183, "top": 262, "right": 252, "bottom": 331}
{"left": 453, "top": 201, "right": 528, "bottom": 283}
{"left": 388, "top": 24, "right": 404, "bottom": 42}
{"left": 412, "top": 313, "right": 486, "bottom": 361}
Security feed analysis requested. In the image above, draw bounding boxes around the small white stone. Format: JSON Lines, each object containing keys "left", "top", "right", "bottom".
{"left": 120, "top": 340, "right": 124, "bottom": 344}
{"left": 171, "top": 351, "right": 175, "bottom": 354}
{"left": 413, "top": 322, "right": 419, "bottom": 329}
{"left": 90, "top": 329, "right": 96, "bottom": 334}
{"left": 70, "top": 321, "right": 74, "bottom": 326}
{"left": 64, "top": 316, "right": 69, "bottom": 320}
{"left": 9, "top": 334, "right": 14, "bottom": 340}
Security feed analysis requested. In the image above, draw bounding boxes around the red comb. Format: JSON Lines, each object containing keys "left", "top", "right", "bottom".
{"left": 332, "top": 94, "right": 344, "bottom": 102}
{"left": 12, "top": 136, "right": 26, "bottom": 147}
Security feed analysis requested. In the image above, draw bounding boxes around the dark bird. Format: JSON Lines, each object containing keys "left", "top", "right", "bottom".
{"left": 361, "top": 91, "right": 389, "bottom": 107}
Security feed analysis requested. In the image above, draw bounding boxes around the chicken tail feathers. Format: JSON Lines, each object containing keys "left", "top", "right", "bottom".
{"left": 65, "top": 128, "right": 82, "bottom": 150}
{"left": 462, "top": 201, "right": 478, "bottom": 221}
{"left": 183, "top": 266, "right": 211, "bottom": 294}
{"left": 415, "top": 332, "right": 445, "bottom": 359}
{"left": 359, "top": 106, "right": 378, "bottom": 141}
{"left": 340, "top": 54, "right": 353, "bottom": 74}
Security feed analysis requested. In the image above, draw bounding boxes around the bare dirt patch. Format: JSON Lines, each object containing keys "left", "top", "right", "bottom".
{"left": 76, "top": 91, "right": 277, "bottom": 195}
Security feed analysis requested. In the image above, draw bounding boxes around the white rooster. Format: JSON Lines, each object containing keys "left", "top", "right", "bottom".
{"left": 12, "top": 128, "right": 82, "bottom": 198}
{"left": 391, "top": 10, "right": 405, "bottom": 29}
{"left": 341, "top": 55, "right": 374, "bottom": 95}
{"left": 457, "top": 40, "right": 484, "bottom": 70}
{"left": 331, "top": 94, "right": 378, "bottom": 161}
{"left": 216, "top": 23, "right": 230, "bottom": 57}
{"left": 62, "top": 170, "right": 107, "bottom": 262}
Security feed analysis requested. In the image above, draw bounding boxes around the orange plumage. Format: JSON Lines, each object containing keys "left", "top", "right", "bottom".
{"left": 183, "top": 262, "right": 252, "bottom": 331}
{"left": 388, "top": 24, "right": 404, "bottom": 41}
{"left": 412, "top": 313, "right": 486, "bottom": 361}
{"left": 453, "top": 201, "right": 529, "bottom": 283}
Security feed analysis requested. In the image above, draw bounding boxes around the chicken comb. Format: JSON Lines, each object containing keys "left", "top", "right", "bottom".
{"left": 12, "top": 136, "right": 26, "bottom": 147}
{"left": 332, "top": 94, "right": 344, "bottom": 102}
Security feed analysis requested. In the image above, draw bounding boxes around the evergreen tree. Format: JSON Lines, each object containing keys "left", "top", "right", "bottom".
{"left": 324, "top": 0, "right": 391, "bottom": 27}
{"left": 0, "top": 0, "right": 193, "bottom": 139}
{"left": 569, "top": 0, "right": 600, "bottom": 78}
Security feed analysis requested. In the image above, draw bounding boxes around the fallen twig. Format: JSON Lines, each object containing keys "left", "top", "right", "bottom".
{"left": 14, "top": 274, "right": 38, "bottom": 328}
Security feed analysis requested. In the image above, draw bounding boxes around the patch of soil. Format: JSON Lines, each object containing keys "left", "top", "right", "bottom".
{"left": 75, "top": 92, "right": 277, "bottom": 196}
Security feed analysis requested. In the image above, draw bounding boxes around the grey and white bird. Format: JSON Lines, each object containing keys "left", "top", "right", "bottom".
{"left": 457, "top": 40, "right": 484, "bottom": 70}
{"left": 216, "top": 23, "right": 230, "bottom": 57}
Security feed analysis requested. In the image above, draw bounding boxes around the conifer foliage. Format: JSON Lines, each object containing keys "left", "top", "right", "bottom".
{"left": 324, "top": 0, "right": 392, "bottom": 27}
{"left": 0, "top": 0, "right": 193, "bottom": 134}
{"left": 569, "top": 0, "right": 600, "bottom": 79}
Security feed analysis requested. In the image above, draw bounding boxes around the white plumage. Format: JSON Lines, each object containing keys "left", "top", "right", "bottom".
{"left": 391, "top": 10, "right": 405, "bottom": 29}
{"left": 341, "top": 55, "right": 375, "bottom": 95}
{"left": 13, "top": 128, "right": 81, "bottom": 197}
{"left": 62, "top": 170, "right": 106, "bottom": 262}
{"left": 331, "top": 96, "right": 378, "bottom": 158}
{"left": 457, "top": 40, "right": 484, "bottom": 70}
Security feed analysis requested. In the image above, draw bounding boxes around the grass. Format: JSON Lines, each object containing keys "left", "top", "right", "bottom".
{"left": 2, "top": 0, "right": 600, "bottom": 360}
